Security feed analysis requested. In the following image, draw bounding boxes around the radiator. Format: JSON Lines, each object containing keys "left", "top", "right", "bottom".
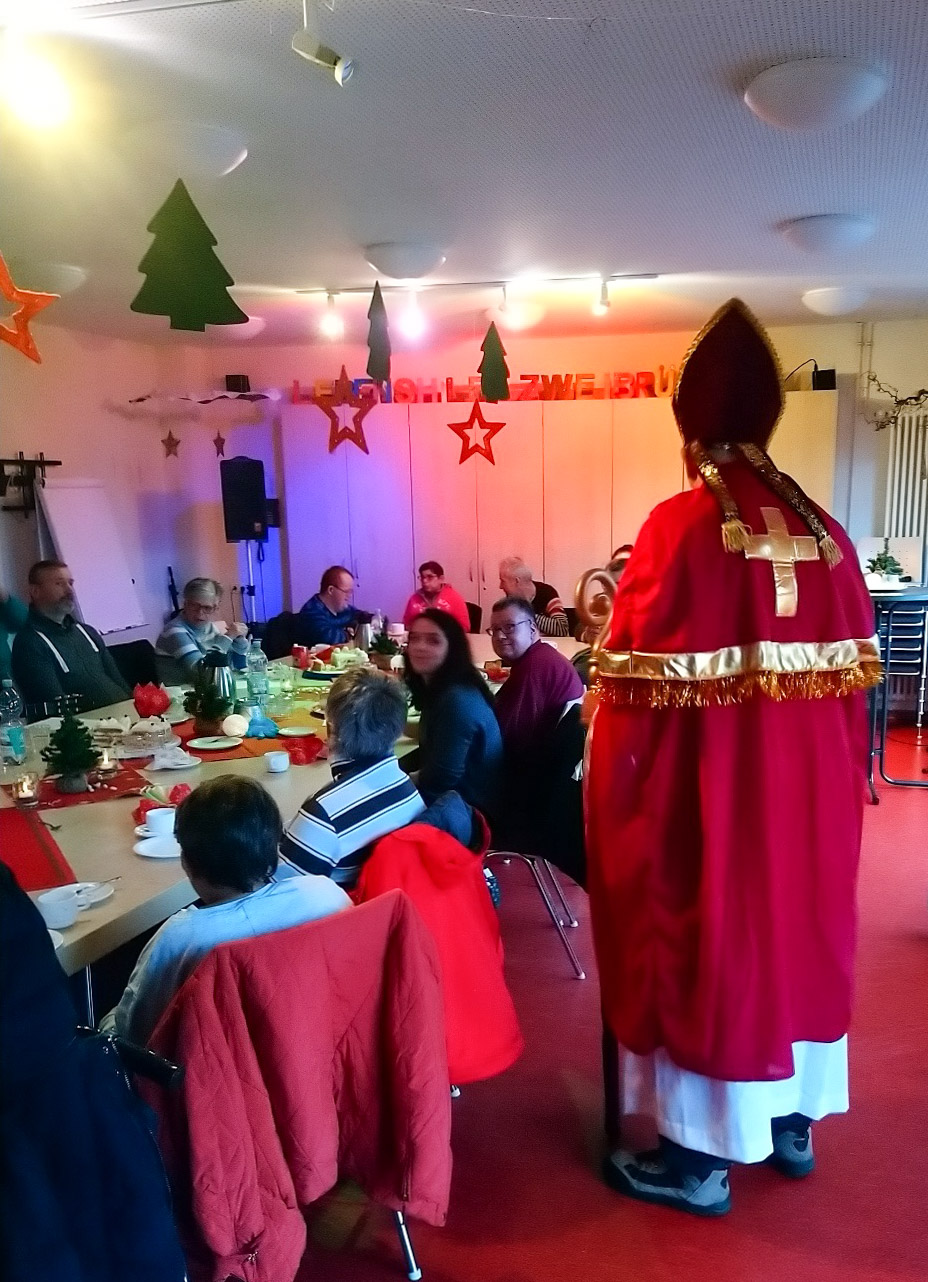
{"left": 884, "top": 411, "right": 928, "bottom": 581}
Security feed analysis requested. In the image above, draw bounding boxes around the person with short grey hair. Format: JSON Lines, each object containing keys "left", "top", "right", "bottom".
{"left": 154, "top": 576, "right": 248, "bottom": 683}
{"left": 278, "top": 668, "right": 425, "bottom": 887}
{"left": 498, "top": 556, "right": 569, "bottom": 637}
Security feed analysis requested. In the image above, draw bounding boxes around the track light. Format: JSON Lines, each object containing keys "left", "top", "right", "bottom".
{"left": 319, "top": 293, "right": 344, "bottom": 339}
{"left": 398, "top": 290, "right": 427, "bottom": 341}
{"left": 592, "top": 280, "right": 610, "bottom": 317}
{"left": 291, "top": 0, "right": 355, "bottom": 86}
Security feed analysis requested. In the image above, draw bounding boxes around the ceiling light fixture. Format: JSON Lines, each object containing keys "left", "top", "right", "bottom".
{"left": 364, "top": 242, "right": 446, "bottom": 280}
{"left": 744, "top": 58, "right": 888, "bottom": 131}
{"left": 291, "top": 0, "right": 355, "bottom": 86}
{"left": 397, "top": 290, "right": 427, "bottom": 341}
{"left": 592, "top": 280, "right": 610, "bottom": 317}
{"left": 319, "top": 293, "right": 344, "bottom": 340}
{"left": 0, "top": 37, "right": 71, "bottom": 128}
{"left": 801, "top": 286, "right": 870, "bottom": 316}
{"left": 780, "top": 213, "right": 875, "bottom": 253}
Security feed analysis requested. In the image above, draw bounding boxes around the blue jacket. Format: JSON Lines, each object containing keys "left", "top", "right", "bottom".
{"left": 296, "top": 594, "right": 359, "bottom": 646}
{"left": 418, "top": 683, "right": 503, "bottom": 822}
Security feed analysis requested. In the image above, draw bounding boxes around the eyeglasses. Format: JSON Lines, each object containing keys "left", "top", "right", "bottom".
{"left": 486, "top": 620, "right": 533, "bottom": 639}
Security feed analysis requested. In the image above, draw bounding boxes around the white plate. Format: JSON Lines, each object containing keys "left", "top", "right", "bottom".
{"left": 147, "top": 754, "right": 201, "bottom": 771}
{"left": 279, "top": 726, "right": 315, "bottom": 737}
{"left": 187, "top": 736, "right": 242, "bottom": 750}
{"left": 48, "top": 929, "right": 64, "bottom": 950}
{"left": 133, "top": 836, "right": 181, "bottom": 859}
{"left": 165, "top": 709, "right": 191, "bottom": 725}
{"left": 73, "top": 880, "right": 115, "bottom": 906}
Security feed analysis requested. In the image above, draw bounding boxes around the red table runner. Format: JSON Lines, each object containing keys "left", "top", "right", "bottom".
{"left": 173, "top": 719, "right": 325, "bottom": 765}
{"left": 0, "top": 809, "right": 76, "bottom": 891}
{"left": 1, "top": 765, "right": 150, "bottom": 812}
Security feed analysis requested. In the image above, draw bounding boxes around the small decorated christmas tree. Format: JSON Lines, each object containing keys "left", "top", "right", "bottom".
{"left": 479, "top": 322, "right": 510, "bottom": 402}
{"left": 131, "top": 179, "right": 249, "bottom": 332}
{"left": 366, "top": 281, "right": 391, "bottom": 385}
{"left": 42, "top": 712, "right": 100, "bottom": 794}
{"left": 183, "top": 665, "right": 234, "bottom": 734}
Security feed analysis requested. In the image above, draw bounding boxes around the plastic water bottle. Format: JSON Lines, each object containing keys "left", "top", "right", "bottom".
{"left": 230, "top": 634, "right": 249, "bottom": 671}
{"left": 0, "top": 679, "right": 27, "bottom": 768}
{"left": 245, "top": 640, "right": 269, "bottom": 706}
{"left": 371, "top": 609, "right": 384, "bottom": 637}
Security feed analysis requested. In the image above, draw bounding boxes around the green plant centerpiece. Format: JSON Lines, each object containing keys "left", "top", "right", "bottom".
{"left": 866, "top": 538, "right": 904, "bottom": 580}
{"left": 368, "top": 631, "right": 400, "bottom": 671}
{"left": 183, "top": 666, "right": 234, "bottom": 736}
{"left": 42, "top": 711, "right": 101, "bottom": 795}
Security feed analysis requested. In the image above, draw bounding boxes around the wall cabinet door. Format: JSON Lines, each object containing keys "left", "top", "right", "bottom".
{"left": 612, "top": 399, "right": 685, "bottom": 548}
{"left": 542, "top": 401, "right": 613, "bottom": 605}
{"left": 475, "top": 402, "right": 544, "bottom": 613}
{"left": 344, "top": 404, "right": 415, "bottom": 623}
{"left": 279, "top": 404, "right": 351, "bottom": 611}
{"left": 408, "top": 404, "right": 480, "bottom": 608}
{"left": 775, "top": 390, "right": 837, "bottom": 510}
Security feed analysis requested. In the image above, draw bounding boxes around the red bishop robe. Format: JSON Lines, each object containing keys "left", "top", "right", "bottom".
{"left": 585, "top": 461, "right": 879, "bottom": 1082}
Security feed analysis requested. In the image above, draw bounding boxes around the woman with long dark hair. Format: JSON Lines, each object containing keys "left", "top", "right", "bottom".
{"left": 405, "top": 609, "right": 503, "bottom": 822}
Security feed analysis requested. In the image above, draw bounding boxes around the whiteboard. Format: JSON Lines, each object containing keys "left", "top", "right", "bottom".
{"left": 37, "top": 479, "right": 145, "bottom": 634}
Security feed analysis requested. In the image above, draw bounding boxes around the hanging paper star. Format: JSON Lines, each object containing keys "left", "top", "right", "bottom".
{"left": 313, "top": 365, "right": 373, "bottom": 454}
{"left": 213, "top": 431, "right": 226, "bottom": 457}
{"left": 0, "top": 252, "right": 59, "bottom": 364}
{"left": 447, "top": 400, "right": 505, "bottom": 465}
{"left": 161, "top": 430, "right": 180, "bottom": 457}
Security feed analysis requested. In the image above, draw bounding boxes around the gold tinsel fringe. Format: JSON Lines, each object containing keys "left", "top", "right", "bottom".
{"left": 721, "top": 518, "right": 751, "bottom": 554}
{"left": 595, "top": 661, "right": 882, "bottom": 710}
{"left": 819, "top": 534, "right": 843, "bottom": 568}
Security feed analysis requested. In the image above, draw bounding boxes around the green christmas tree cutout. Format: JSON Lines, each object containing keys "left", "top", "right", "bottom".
{"left": 366, "top": 281, "right": 391, "bottom": 384}
{"left": 479, "top": 322, "right": 510, "bottom": 401}
{"left": 131, "top": 179, "right": 248, "bottom": 332}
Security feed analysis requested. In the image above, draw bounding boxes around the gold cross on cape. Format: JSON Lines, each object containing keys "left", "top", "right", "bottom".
{"left": 743, "top": 507, "right": 819, "bottom": 617}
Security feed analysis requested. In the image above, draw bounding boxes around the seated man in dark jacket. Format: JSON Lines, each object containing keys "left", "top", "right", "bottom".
{"left": 11, "top": 561, "right": 129, "bottom": 715}
{"left": 296, "top": 565, "right": 362, "bottom": 646}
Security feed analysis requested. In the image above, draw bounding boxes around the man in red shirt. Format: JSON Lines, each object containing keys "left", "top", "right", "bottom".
{"left": 586, "top": 299, "right": 879, "bottom": 1216}
{"left": 402, "top": 561, "right": 471, "bottom": 632}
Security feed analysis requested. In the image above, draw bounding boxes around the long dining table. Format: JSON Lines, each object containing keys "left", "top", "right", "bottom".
{"left": 11, "top": 634, "right": 584, "bottom": 992}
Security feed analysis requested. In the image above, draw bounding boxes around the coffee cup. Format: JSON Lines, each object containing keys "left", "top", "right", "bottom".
{"left": 37, "top": 886, "right": 82, "bottom": 929}
{"left": 264, "top": 750, "right": 290, "bottom": 773}
{"left": 145, "top": 807, "right": 176, "bottom": 837}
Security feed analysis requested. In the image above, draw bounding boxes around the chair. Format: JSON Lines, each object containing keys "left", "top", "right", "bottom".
{"left": 108, "top": 639, "right": 159, "bottom": 688}
{"left": 488, "top": 702, "right": 587, "bottom": 980}
{"left": 261, "top": 610, "right": 299, "bottom": 659}
{"left": 145, "top": 892, "right": 450, "bottom": 1282}
{"left": 564, "top": 605, "right": 579, "bottom": 637}
{"left": 867, "top": 589, "right": 928, "bottom": 799}
{"left": 466, "top": 601, "right": 482, "bottom": 634}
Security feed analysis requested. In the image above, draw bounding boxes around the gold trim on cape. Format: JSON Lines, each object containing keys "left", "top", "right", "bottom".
{"left": 594, "top": 636, "right": 881, "bottom": 709}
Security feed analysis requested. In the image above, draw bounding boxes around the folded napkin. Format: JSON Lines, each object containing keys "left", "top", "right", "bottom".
{"left": 149, "top": 745, "right": 200, "bottom": 771}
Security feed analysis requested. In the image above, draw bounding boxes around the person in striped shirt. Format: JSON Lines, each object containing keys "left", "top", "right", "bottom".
{"left": 277, "top": 668, "right": 425, "bottom": 887}
{"left": 498, "top": 556, "right": 569, "bottom": 637}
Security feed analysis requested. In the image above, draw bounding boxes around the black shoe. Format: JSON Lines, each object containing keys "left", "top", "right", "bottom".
{"left": 767, "top": 1127, "right": 815, "bottom": 1179}
{"left": 603, "top": 1149, "right": 732, "bottom": 1217}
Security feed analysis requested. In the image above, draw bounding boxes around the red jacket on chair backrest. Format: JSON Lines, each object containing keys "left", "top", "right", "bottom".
{"left": 357, "top": 822, "right": 524, "bottom": 1084}
{"left": 144, "top": 890, "right": 452, "bottom": 1282}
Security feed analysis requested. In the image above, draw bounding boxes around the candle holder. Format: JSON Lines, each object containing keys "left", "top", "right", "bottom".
{"left": 97, "top": 747, "right": 119, "bottom": 776}
{"left": 12, "top": 771, "right": 40, "bottom": 808}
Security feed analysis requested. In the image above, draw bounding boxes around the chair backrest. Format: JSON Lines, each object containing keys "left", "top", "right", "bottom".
{"left": 564, "top": 605, "right": 579, "bottom": 636}
{"left": 466, "top": 601, "right": 482, "bottom": 634}
{"left": 107, "top": 639, "right": 159, "bottom": 687}
{"left": 261, "top": 610, "right": 298, "bottom": 659}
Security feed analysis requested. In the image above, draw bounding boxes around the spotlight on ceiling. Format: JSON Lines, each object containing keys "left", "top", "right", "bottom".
{"left": 364, "top": 242, "right": 446, "bottom": 280}
{"left": 801, "top": 286, "right": 870, "bottom": 316}
{"left": 744, "top": 58, "right": 888, "bottom": 131}
{"left": 780, "top": 214, "right": 875, "bottom": 253}
{"left": 592, "top": 280, "right": 610, "bottom": 317}
{"left": 319, "top": 293, "right": 344, "bottom": 339}
{"left": 398, "top": 290, "right": 427, "bottom": 341}
{"left": 292, "top": 0, "right": 355, "bottom": 85}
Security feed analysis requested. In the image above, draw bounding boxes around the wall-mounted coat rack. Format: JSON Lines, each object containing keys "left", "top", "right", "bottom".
{"left": 0, "top": 452, "right": 63, "bottom": 517}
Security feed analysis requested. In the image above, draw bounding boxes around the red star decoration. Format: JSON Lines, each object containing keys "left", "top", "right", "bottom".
{"left": 161, "top": 430, "right": 180, "bottom": 457}
{"left": 213, "top": 431, "right": 226, "bottom": 457}
{"left": 313, "top": 365, "right": 373, "bottom": 454}
{"left": 0, "top": 253, "right": 59, "bottom": 364}
{"left": 447, "top": 400, "right": 505, "bottom": 465}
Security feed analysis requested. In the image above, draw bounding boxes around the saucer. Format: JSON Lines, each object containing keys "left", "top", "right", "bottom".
{"left": 279, "top": 726, "right": 315, "bottom": 737}
{"left": 73, "top": 881, "right": 115, "bottom": 906}
{"left": 187, "top": 736, "right": 242, "bottom": 750}
{"left": 133, "top": 836, "right": 182, "bottom": 859}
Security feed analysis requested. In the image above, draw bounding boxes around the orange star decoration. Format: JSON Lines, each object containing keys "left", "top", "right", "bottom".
{"left": 0, "top": 252, "right": 59, "bottom": 364}
{"left": 161, "top": 430, "right": 180, "bottom": 457}
{"left": 313, "top": 365, "right": 373, "bottom": 454}
{"left": 447, "top": 400, "right": 505, "bottom": 465}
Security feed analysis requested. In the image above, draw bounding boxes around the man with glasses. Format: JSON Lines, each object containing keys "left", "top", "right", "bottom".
{"left": 489, "top": 597, "right": 583, "bottom": 855}
{"left": 155, "top": 577, "right": 247, "bottom": 683}
{"left": 297, "top": 565, "right": 362, "bottom": 646}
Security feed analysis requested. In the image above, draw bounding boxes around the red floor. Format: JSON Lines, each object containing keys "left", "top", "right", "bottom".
{"left": 299, "top": 747, "right": 928, "bottom": 1282}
